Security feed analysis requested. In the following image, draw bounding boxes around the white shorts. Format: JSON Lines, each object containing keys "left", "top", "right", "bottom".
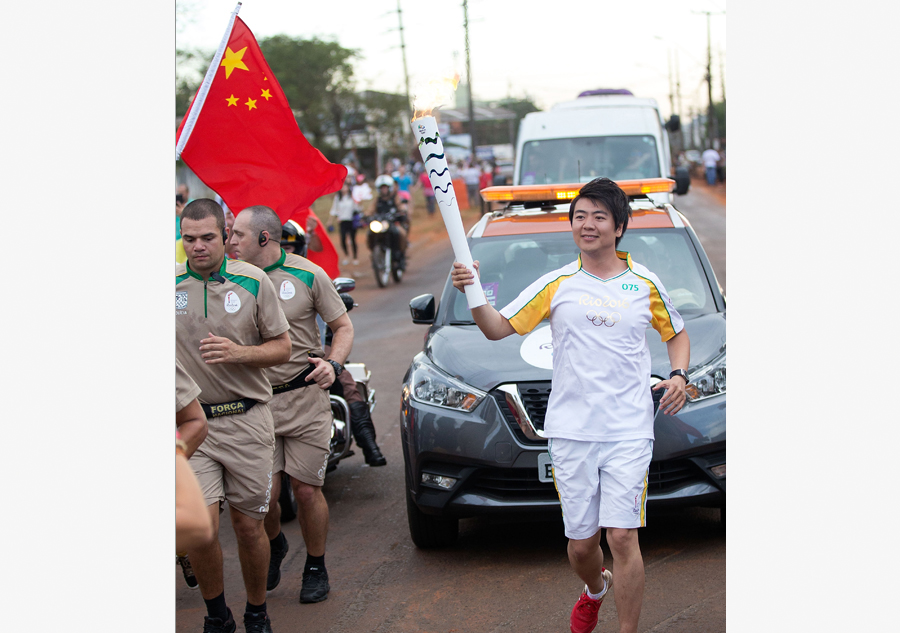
{"left": 548, "top": 438, "right": 653, "bottom": 539}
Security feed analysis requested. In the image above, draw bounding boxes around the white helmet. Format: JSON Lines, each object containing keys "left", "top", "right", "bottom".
{"left": 375, "top": 174, "right": 394, "bottom": 189}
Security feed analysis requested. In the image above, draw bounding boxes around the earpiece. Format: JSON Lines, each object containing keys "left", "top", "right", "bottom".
{"left": 258, "top": 231, "right": 268, "bottom": 247}
{"left": 222, "top": 228, "right": 228, "bottom": 244}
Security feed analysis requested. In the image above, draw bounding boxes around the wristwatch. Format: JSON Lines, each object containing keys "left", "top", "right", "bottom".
{"left": 326, "top": 359, "right": 344, "bottom": 376}
{"left": 669, "top": 369, "right": 689, "bottom": 385}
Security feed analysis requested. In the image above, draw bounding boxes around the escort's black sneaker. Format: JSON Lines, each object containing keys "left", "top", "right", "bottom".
{"left": 177, "top": 554, "right": 199, "bottom": 589}
{"left": 243, "top": 610, "right": 273, "bottom": 633}
{"left": 299, "top": 567, "right": 330, "bottom": 603}
{"left": 202, "top": 607, "right": 236, "bottom": 633}
{"left": 266, "top": 533, "right": 289, "bottom": 591}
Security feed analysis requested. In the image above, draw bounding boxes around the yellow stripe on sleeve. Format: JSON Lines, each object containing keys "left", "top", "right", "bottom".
{"left": 507, "top": 275, "right": 570, "bottom": 335}
{"left": 638, "top": 275, "right": 678, "bottom": 341}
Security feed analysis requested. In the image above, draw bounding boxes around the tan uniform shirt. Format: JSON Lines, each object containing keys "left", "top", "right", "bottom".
{"left": 176, "top": 258, "right": 290, "bottom": 404}
{"left": 263, "top": 250, "right": 347, "bottom": 385}
{"left": 175, "top": 359, "right": 201, "bottom": 413}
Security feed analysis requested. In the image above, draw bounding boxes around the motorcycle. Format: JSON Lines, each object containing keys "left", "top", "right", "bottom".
{"left": 366, "top": 199, "right": 408, "bottom": 287}
{"left": 278, "top": 276, "right": 376, "bottom": 522}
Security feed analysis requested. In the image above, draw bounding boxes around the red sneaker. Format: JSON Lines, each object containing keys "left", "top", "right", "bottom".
{"left": 570, "top": 568, "right": 613, "bottom": 633}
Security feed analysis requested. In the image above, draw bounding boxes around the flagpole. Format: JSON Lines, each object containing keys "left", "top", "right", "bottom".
{"left": 176, "top": 2, "right": 242, "bottom": 161}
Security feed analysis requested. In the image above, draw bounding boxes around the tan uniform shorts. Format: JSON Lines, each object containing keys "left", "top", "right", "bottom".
{"left": 268, "top": 384, "right": 332, "bottom": 487}
{"left": 189, "top": 403, "right": 275, "bottom": 520}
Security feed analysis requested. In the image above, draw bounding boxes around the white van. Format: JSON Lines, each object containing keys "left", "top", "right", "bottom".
{"left": 514, "top": 91, "right": 685, "bottom": 203}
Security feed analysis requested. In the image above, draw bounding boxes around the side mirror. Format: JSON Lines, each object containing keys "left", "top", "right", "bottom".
{"left": 333, "top": 277, "right": 356, "bottom": 293}
{"left": 665, "top": 114, "right": 681, "bottom": 133}
{"left": 409, "top": 294, "right": 436, "bottom": 324}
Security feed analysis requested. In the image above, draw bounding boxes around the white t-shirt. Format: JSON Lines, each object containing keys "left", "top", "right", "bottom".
{"left": 498, "top": 252, "right": 684, "bottom": 442}
{"left": 329, "top": 194, "right": 356, "bottom": 222}
{"left": 702, "top": 149, "right": 720, "bottom": 168}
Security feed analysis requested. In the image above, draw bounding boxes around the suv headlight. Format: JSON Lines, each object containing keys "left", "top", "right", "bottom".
{"left": 410, "top": 360, "right": 487, "bottom": 412}
{"left": 686, "top": 348, "right": 725, "bottom": 402}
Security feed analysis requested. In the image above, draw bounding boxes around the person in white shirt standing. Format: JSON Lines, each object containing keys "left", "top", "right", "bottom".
{"left": 701, "top": 146, "right": 721, "bottom": 186}
{"left": 329, "top": 180, "right": 358, "bottom": 265}
{"left": 451, "top": 177, "right": 690, "bottom": 633}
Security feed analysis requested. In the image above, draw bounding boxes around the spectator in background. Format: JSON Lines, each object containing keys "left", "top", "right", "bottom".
{"left": 329, "top": 181, "right": 358, "bottom": 266}
{"left": 702, "top": 146, "right": 721, "bottom": 186}
{"left": 462, "top": 161, "right": 482, "bottom": 211}
{"left": 479, "top": 162, "right": 494, "bottom": 215}
{"left": 396, "top": 164, "right": 414, "bottom": 215}
{"left": 419, "top": 167, "right": 436, "bottom": 216}
{"left": 351, "top": 173, "right": 373, "bottom": 218}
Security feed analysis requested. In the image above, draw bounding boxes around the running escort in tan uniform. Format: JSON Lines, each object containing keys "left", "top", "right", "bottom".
{"left": 176, "top": 239, "right": 289, "bottom": 520}
{"left": 263, "top": 248, "right": 347, "bottom": 486}
{"left": 229, "top": 207, "right": 355, "bottom": 602}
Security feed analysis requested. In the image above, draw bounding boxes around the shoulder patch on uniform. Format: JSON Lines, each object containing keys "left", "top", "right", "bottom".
{"left": 281, "top": 266, "right": 315, "bottom": 289}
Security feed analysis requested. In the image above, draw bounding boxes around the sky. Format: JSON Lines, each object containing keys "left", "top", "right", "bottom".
{"left": 177, "top": 0, "right": 726, "bottom": 119}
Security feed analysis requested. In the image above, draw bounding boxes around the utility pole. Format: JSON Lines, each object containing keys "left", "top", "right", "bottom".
{"left": 463, "top": 0, "right": 476, "bottom": 163}
{"left": 694, "top": 10, "right": 724, "bottom": 149}
{"left": 396, "top": 1, "right": 413, "bottom": 128}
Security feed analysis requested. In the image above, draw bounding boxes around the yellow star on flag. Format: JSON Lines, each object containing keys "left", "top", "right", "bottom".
{"left": 245, "top": 98, "right": 257, "bottom": 111}
{"left": 226, "top": 94, "right": 239, "bottom": 106}
{"left": 260, "top": 88, "right": 272, "bottom": 101}
{"left": 220, "top": 46, "right": 249, "bottom": 79}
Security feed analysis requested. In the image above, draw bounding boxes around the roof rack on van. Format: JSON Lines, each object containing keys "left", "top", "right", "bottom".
{"left": 577, "top": 88, "right": 634, "bottom": 97}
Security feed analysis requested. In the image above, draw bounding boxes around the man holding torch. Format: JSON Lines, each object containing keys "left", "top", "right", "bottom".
{"left": 449, "top": 177, "right": 691, "bottom": 633}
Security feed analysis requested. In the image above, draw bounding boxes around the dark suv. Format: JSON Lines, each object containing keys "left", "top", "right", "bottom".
{"left": 401, "top": 180, "right": 725, "bottom": 548}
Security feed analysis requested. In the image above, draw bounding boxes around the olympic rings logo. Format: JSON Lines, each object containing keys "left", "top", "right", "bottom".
{"left": 586, "top": 310, "right": 621, "bottom": 327}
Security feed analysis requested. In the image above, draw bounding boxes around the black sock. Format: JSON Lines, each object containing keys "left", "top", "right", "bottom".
{"left": 245, "top": 600, "right": 266, "bottom": 615}
{"left": 305, "top": 553, "right": 325, "bottom": 572}
{"left": 204, "top": 592, "right": 228, "bottom": 621}
{"left": 270, "top": 531, "right": 286, "bottom": 550}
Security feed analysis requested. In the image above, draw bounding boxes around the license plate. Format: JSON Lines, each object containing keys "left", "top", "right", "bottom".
{"left": 537, "top": 452, "right": 554, "bottom": 483}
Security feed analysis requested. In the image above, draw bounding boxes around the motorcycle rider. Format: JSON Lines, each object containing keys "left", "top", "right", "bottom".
{"left": 283, "top": 220, "right": 386, "bottom": 467}
{"left": 370, "top": 174, "right": 408, "bottom": 267}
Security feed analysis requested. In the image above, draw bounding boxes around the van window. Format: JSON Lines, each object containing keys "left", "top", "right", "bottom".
{"left": 519, "top": 135, "right": 660, "bottom": 184}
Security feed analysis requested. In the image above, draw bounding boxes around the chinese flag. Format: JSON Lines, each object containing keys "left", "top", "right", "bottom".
{"left": 177, "top": 17, "right": 346, "bottom": 276}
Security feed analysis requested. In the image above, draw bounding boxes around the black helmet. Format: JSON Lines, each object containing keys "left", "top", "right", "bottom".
{"left": 281, "top": 219, "right": 307, "bottom": 257}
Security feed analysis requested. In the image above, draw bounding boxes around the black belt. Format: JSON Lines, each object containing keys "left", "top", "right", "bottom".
{"left": 201, "top": 398, "right": 258, "bottom": 419}
{"left": 271, "top": 364, "right": 316, "bottom": 395}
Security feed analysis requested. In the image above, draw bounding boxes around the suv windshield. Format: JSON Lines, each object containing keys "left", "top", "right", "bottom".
{"left": 446, "top": 230, "right": 715, "bottom": 324}
{"left": 520, "top": 135, "right": 660, "bottom": 184}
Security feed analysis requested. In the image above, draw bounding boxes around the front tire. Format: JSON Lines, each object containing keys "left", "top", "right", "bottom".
{"left": 372, "top": 245, "right": 390, "bottom": 288}
{"left": 405, "top": 467, "right": 458, "bottom": 548}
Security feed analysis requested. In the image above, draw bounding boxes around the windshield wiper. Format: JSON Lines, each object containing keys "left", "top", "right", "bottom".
{"left": 448, "top": 320, "right": 475, "bottom": 325}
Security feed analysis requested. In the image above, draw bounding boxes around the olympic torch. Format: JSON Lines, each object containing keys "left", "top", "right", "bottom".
{"left": 411, "top": 79, "right": 486, "bottom": 309}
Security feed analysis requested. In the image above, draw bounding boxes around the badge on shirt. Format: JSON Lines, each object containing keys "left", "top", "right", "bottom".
{"left": 176, "top": 291, "right": 188, "bottom": 315}
{"left": 224, "top": 291, "right": 242, "bottom": 313}
{"left": 280, "top": 280, "right": 296, "bottom": 300}
{"left": 520, "top": 325, "right": 554, "bottom": 370}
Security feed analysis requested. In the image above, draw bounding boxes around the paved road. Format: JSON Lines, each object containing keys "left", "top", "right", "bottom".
{"left": 674, "top": 183, "right": 726, "bottom": 294}
{"left": 176, "top": 189, "right": 726, "bottom": 632}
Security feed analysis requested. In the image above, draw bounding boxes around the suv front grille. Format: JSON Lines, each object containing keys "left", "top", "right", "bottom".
{"left": 492, "top": 381, "right": 552, "bottom": 445}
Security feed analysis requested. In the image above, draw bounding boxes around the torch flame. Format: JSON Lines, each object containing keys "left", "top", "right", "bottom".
{"left": 412, "top": 74, "right": 460, "bottom": 121}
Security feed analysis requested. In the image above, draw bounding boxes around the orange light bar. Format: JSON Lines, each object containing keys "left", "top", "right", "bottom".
{"left": 480, "top": 178, "right": 676, "bottom": 203}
